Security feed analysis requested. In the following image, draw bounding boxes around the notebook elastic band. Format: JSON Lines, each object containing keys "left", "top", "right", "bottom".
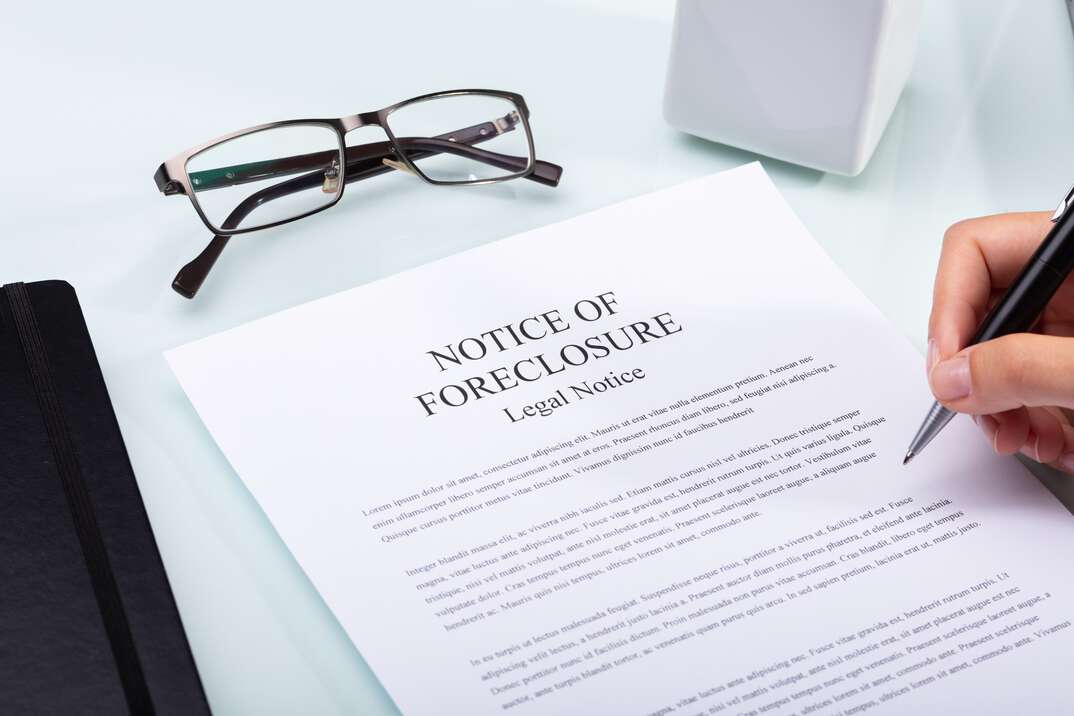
{"left": 4, "top": 282, "right": 154, "bottom": 715}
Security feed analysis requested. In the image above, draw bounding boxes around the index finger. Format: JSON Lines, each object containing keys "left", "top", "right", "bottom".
{"left": 929, "top": 211, "right": 1053, "bottom": 364}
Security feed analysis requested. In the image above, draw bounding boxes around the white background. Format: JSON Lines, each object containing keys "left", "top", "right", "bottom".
{"left": 4, "top": 1, "right": 1074, "bottom": 713}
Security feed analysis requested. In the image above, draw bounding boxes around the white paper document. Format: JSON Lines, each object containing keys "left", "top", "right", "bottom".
{"left": 168, "top": 164, "right": 1074, "bottom": 715}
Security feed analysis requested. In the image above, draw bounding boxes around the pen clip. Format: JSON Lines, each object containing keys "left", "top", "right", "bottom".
{"left": 1051, "top": 182, "right": 1074, "bottom": 222}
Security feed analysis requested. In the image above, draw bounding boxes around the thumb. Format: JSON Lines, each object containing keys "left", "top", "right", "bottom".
{"left": 929, "top": 333, "right": 1074, "bottom": 414}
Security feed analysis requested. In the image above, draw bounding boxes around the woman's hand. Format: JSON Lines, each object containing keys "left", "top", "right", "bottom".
{"left": 929, "top": 212, "right": 1074, "bottom": 473}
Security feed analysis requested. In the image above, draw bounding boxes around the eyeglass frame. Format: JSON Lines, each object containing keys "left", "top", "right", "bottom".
{"left": 154, "top": 89, "right": 562, "bottom": 298}
{"left": 154, "top": 89, "right": 553, "bottom": 237}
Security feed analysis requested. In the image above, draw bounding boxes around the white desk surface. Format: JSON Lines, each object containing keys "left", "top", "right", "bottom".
{"left": 4, "top": 1, "right": 1074, "bottom": 712}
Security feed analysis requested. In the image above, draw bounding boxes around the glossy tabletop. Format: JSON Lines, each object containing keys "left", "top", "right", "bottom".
{"left": 3, "top": 1, "right": 1074, "bottom": 712}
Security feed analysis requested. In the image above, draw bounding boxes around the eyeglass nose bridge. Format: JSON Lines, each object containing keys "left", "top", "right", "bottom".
{"left": 340, "top": 112, "right": 383, "bottom": 133}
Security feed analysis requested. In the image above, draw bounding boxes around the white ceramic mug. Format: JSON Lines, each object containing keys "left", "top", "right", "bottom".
{"left": 664, "top": 0, "right": 922, "bottom": 175}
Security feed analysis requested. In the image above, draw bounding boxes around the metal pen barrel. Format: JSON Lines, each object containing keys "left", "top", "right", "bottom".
{"left": 903, "top": 403, "right": 956, "bottom": 464}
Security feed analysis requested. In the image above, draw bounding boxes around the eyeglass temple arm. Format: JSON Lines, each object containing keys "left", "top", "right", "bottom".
{"left": 156, "top": 116, "right": 511, "bottom": 195}
{"left": 171, "top": 125, "right": 563, "bottom": 298}
{"left": 172, "top": 143, "right": 562, "bottom": 298}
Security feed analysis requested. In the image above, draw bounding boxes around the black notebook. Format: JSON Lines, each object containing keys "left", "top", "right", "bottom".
{"left": 0, "top": 281, "right": 210, "bottom": 715}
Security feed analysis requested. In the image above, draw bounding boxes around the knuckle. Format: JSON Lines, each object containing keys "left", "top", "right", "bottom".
{"left": 942, "top": 219, "right": 976, "bottom": 248}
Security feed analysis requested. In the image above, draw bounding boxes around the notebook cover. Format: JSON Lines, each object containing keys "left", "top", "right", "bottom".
{"left": 0, "top": 280, "right": 210, "bottom": 715}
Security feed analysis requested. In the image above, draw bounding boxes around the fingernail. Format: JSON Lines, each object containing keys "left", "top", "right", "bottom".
{"left": 1019, "top": 432, "right": 1042, "bottom": 463}
{"left": 974, "top": 415, "right": 998, "bottom": 451}
{"left": 926, "top": 338, "right": 938, "bottom": 375}
{"left": 1057, "top": 453, "right": 1074, "bottom": 473}
{"left": 931, "top": 355, "right": 972, "bottom": 401}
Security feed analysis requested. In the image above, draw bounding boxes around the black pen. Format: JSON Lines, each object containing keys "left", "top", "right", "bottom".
{"left": 904, "top": 183, "right": 1074, "bottom": 464}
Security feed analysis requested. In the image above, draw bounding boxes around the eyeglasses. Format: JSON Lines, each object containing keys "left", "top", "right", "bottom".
{"left": 154, "top": 89, "right": 563, "bottom": 299}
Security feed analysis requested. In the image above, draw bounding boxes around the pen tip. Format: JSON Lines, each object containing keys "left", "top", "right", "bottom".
{"left": 902, "top": 450, "right": 915, "bottom": 466}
